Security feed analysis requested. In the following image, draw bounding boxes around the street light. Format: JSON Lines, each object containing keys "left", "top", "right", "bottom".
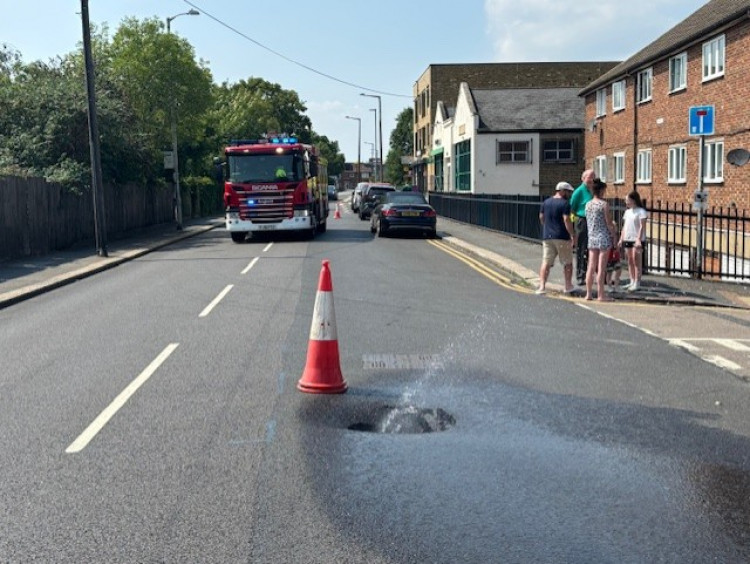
{"left": 361, "top": 93, "right": 382, "bottom": 182}
{"left": 368, "top": 108, "right": 378, "bottom": 179}
{"left": 345, "top": 115, "right": 361, "bottom": 184}
{"left": 166, "top": 9, "right": 199, "bottom": 229}
{"left": 364, "top": 141, "right": 375, "bottom": 162}
{"left": 166, "top": 9, "right": 199, "bottom": 32}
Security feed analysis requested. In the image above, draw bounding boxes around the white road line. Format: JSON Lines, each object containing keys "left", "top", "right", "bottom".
{"left": 241, "top": 257, "right": 259, "bottom": 275}
{"left": 714, "top": 339, "right": 750, "bottom": 352}
{"left": 66, "top": 343, "right": 179, "bottom": 454}
{"left": 669, "top": 339, "right": 702, "bottom": 353}
{"left": 263, "top": 242, "right": 273, "bottom": 253}
{"left": 199, "top": 284, "right": 234, "bottom": 317}
{"left": 704, "top": 355, "right": 742, "bottom": 371}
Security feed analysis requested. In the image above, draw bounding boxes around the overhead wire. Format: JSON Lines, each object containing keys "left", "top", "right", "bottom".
{"left": 182, "top": 0, "right": 411, "bottom": 99}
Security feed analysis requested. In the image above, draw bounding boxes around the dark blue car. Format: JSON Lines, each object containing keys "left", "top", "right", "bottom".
{"left": 369, "top": 192, "right": 437, "bottom": 238}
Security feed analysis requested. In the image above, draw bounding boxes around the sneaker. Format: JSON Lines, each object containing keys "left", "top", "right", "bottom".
{"left": 631, "top": 281, "right": 640, "bottom": 291}
{"left": 535, "top": 287, "right": 546, "bottom": 295}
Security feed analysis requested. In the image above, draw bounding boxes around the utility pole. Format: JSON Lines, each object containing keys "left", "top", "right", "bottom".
{"left": 80, "top": 0, "right": 107, "bottom": 256}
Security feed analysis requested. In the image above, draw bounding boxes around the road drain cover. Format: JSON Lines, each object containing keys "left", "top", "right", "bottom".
{"left": 349, "top": 406, "right": 455, "bottom": 434}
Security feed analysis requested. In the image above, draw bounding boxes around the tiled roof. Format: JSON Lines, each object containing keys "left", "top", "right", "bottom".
{"left": 581, "top": 0, "right": 750, "bottom": 94}
{"left": 472, "top": 87, "right": 584, "bottom": 131}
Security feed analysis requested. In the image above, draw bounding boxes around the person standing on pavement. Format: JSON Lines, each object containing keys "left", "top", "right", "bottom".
{"left": 536, "top": 181, "right": 576, "bottom": 294}
{"left": 584, "top": 179, "right": 616, "bottom": 301}
{"left": 570, "top": 169, "right": 596, "bottom": 286}
{"left": 618, "top": 190, "right": 648, "bottom": 291}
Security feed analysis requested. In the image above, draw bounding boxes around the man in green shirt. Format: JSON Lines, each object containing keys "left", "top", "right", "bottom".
{"left": 569, "top": 169, "right": 596, "bottom": 285}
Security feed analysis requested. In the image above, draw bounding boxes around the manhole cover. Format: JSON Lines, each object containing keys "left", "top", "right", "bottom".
{"left": 349, "top": 405, "right": 455, "bottom": 434}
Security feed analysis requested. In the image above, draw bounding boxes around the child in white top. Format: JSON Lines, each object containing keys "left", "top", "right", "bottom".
{"left": 618, "top": 191, "right": 648, "bottom": 291}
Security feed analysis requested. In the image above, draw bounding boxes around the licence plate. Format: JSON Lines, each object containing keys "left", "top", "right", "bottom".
{"left": 402, "top": 211, "right": 420, "bottom": 217}
{"left": 256, "top": 224, "right": 276, "bottom": 231}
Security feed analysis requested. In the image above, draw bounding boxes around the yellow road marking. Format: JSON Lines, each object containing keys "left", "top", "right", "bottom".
{"left": 427, "top": 239, "right": 532, "bottom": 293}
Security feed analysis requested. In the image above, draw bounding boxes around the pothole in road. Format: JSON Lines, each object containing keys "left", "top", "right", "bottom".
{"left": 348, "top": 405, "right": 456, "bottom": 434}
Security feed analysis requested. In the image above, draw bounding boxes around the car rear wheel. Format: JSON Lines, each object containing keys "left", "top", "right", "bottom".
{"left": 378, "top": 220, "right": 388, "bottom": 237}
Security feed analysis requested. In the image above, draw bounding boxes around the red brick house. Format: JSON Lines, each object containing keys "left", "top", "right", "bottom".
{"left": 580, "top": 0, "right": 750, "bottom": 210}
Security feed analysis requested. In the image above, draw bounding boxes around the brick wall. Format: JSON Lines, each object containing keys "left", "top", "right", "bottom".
{"left": 585, "top": 20, "right": 750, "bottom": 210}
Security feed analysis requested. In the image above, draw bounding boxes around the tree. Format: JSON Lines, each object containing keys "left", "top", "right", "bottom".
{"left": 212, "top": 78, "right": 312, "bottom": 143}
{"left": 108, "top": 17, "right": 213, "bottom": 181}
{"left": 310, "top": 132, "right": 345, "bottom": 178}
{"left": 385, "top": 107, "right": 413, "bottom": 185}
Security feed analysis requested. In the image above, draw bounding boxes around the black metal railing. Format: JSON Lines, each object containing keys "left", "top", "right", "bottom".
{"left": 430, "top": 192, "right": 750, "bottom": 281}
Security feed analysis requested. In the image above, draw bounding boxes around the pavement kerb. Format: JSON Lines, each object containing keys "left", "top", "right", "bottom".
{"left": 438, "top": 232, "right": 748, "bottom": 309}
{"left": 0, "top": 223, "right": 219, "bottom": 310}
{"left": 439, "top": 234, "right": 543, "bottom": 289}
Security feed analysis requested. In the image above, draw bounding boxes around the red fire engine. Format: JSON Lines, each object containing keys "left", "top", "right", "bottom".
{"left": 223, "top": 136, "right": 329, "bottom": 242}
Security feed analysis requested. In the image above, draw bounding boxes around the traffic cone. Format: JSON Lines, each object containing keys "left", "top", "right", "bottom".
{"left": 334, "top": 203, "right": 341, "bottom": 219}
{"left": 297, "top": 260, "right": 347, "bottom": 394}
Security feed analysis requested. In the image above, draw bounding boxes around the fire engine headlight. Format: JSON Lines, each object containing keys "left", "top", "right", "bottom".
{"left": 228, "top": 211, "right": 239, "bottom": 220}
{"left": 294, "top": 209, "right": 310, "bottom": 218}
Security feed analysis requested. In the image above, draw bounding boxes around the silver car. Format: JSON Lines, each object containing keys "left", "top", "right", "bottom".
{"left": 351, "top": 182, "right": 368, "bottom": 212}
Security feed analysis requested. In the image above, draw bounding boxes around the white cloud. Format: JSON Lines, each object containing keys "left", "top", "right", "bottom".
{"left": 484, "top": 0, "right": 705, "bottom": 62}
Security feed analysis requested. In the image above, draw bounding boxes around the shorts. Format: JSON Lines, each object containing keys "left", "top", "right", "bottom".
{"left": 542, "top": 239, "right": 573, "bottom": 267}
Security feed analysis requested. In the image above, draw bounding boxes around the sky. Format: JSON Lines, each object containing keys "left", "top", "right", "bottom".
{"left": 2, "top": 0, "right": 709, "bottom": 163}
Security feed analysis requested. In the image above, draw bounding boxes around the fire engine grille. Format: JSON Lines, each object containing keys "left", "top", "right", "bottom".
{"left": 237, "top": 189, "right": 294, "bottom": 223}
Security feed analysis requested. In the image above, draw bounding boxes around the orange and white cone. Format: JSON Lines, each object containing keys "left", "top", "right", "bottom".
{"left": 297, "top": 260, "right": 347, "bottom": 394}
{"left": 334, "top": 203, "right": 341, "bottom": 219}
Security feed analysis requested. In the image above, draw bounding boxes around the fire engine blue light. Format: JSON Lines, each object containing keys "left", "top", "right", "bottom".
{"left": 269, "top": 136, "right": 297, "bottom": 144}
{"left": 248, "top": 199, "right": 256, "bottom": 205}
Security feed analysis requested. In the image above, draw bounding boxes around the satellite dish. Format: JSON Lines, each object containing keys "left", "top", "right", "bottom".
{"left": 727, "top": 148, "right": 750, "bottom": 167}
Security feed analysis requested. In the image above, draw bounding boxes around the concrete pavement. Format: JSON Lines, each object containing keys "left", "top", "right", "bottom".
{"left": 0, "top": 218, "right": 222, "bottom": 309}
{"left": 2, "top": 210, "right": 749, "bottom": 310}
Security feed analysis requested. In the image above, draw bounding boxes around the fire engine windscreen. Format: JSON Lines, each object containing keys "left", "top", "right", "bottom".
{"left": 228, "top": 154, "right": 302, "bottom": 184}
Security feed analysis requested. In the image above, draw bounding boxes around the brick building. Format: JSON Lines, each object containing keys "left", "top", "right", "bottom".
{"left": 579, "top": 0, "right": 750, "bottom": 210}
{"left": 413, "top": 62, "right": 619, "bottom": 190}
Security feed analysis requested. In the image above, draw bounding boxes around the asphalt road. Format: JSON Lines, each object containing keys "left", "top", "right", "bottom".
{"left": 2, "top": 207, "right": 750, "bottom": 562}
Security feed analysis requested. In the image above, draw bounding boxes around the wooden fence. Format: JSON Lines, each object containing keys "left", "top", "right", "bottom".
{"left": 1, "top": 176, "right": 175, "bottom": 261}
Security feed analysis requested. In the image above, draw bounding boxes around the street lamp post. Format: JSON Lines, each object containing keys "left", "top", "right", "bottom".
{"left": 361, "top": 93, "right": 382, "bottom": 182}
{"left": 369, "top": 108, "right": 378, "bottom": 180}
{"left": 345, "top": 116, "right": 361, "bottom": 184}
{"left": 166, "top": 9, "right": 199, "bottom": 229}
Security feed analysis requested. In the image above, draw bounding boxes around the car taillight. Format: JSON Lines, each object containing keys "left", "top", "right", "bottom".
{"left": 424, "top": 210, "right": 437, "bottom": 217}
{"left": 383, "top": 209, "right": 398, "bottom": 217}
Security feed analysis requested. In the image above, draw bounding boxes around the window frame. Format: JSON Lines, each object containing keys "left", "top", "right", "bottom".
{"left": 613, "top": 152, "right": 625, "bottom": 184}
{"left": 636, "top": 149, "right": 652, "bottom": 184}
{"left": 669, "top": 52, "right": 687, "bottom": 93}
{"left": 702, "top": 139, "right": 724, "bottom": 183}
{"left": 454, "top": 139, "right": 471, "bottom": 192}
{"left": 496, "top": 140, "right": 531, "bottom": 164}
{"left": 702, "top": 34, "right": 725, "bottom": 82}
{"left": 542, "top": 139, "right": 575, "bottom": 163}
{"left": 594, "top": 155, "right": 607, "bottom": 182}
{"left": 636, "top": 67, "right": 653, "bottom": 104}
{"left": 612, "top": 80, "right": 626, "bottom": 112}
{"left": 668, "top": 145, "right": 687, "bottom": 184}
{"left": 596, "top": 88, "right": 607, "bottom": 117}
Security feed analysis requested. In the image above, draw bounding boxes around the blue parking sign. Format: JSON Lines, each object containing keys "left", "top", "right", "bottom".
{"left": 689, "top": 105, "right": 715, "bottom": 136}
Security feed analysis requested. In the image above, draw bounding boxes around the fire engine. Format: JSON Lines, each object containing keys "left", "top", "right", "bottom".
{"left": 223, "top": 136, "right": 329, "bottom": 242}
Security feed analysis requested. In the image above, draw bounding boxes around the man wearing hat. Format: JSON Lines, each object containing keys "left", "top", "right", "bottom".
{"left": 536, "top": 181, "right": 576, "bottom": 294}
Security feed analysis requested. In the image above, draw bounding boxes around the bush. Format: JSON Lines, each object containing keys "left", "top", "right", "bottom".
{"left": 181, "top": 175, "right": 223, "bottom": 217}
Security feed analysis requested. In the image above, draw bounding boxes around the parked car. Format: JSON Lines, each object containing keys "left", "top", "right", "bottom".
{"left": 358, "top": 183, "right": 395, "bottom": 220}
{"left": 369, "top": 191, "right": 437, "bottom": 238}
{"left": 351, "top": 182, "right": 368, "bottom": 212}
{"left": 327, "top": 184, "right": 337, "bottom": 200}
